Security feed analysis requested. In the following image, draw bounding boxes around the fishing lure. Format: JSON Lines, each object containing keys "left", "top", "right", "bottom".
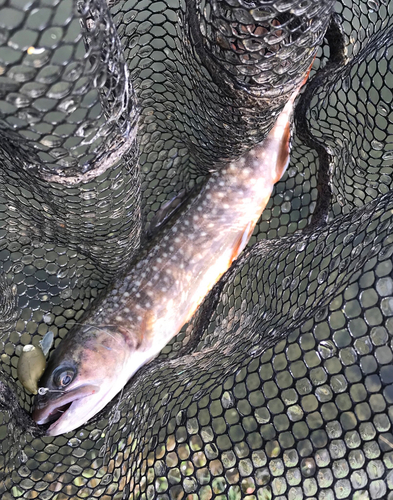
{"left": 17, "top": 345, "right": 46, "bottom": 395}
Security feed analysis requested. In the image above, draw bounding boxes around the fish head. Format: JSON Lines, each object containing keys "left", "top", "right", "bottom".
{"left": 32, "top": 325, "right": 135, "bottom": 436}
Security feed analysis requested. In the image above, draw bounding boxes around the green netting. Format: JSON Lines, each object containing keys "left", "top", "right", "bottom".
{"left": 1, "top": 0, "right": 393, "bottom": 499}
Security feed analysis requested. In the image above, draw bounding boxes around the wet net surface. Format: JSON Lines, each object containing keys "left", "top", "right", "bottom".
{"left": 0, "top": 0, "right": 393, "bottom": 499}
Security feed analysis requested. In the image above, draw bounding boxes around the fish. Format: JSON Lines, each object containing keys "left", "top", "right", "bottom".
{"left": 32, "top": 69, "right": 311, "bottom": 436}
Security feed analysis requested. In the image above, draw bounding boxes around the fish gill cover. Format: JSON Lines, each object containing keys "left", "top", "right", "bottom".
{"left": 0, "top": 0, "right": 392, "bottom": 499}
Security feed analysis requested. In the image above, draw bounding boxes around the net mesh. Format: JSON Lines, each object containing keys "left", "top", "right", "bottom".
{"left": 1, "top": 0, "right": 393, "bottom": 499}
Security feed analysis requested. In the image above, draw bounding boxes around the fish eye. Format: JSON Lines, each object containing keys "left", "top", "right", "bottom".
{"left": 53, "top": 367, "right": 75, "bottom": 388}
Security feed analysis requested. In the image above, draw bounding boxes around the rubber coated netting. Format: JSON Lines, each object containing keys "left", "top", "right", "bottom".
{"left": 0, "top": 0, "right": 393, "bottom": 499}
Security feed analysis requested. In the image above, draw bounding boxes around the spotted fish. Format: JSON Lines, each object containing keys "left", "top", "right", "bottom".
{"left": 32, "top": 74, "right": 309, "bottom": 436}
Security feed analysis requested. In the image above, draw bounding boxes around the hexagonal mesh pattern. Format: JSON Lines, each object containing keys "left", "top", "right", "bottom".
{"left": 0, "top": 0, "right": 137, "bottom": 180}
{"left": 1, "top": 0, "right": 393, "bottom": 499}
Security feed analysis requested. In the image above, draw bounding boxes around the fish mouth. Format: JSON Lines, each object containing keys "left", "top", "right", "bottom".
{"left": 33, "top": 384, "right": 100, "bottom": 432}
{"left": 44, "top": 402, "right": 72, "bottom": 425}
{"left": 32, "top": 380, "right": 126, "bottom": 436}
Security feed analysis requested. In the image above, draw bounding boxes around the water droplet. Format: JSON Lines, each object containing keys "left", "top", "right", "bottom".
{"left": 318, "top": 340, "right": 337, "bottom": 359}
{"left": 342, "top": 76, "right": 350, "bottom": 91}
{"left": 293, "top": 306, "right": 304, "bottom": 320}
{"left": 342, "top": 147, "right": 349, "bottom": 165}
{"left": 59, "top": 289, "right": 72, "bottom": 299}
{"left": 287, "top": 167, "right": 297, "bottom": 178}
{"left": 343, "top": 232, "right": 354, "bottom": 245}
{"left": 382, "top": 151, "right": 393, "bottom": 161}
{"left": 281, "top": 201, "right": 291, "bottom": 213}
{"left": 176, "top": 410, "right": 186, "bottom": 426}
{"left": 12, "top": 263, "right": 24, "bottom": 273}
{"left": 367, "top": 0, "right": 379, "bottom": 11}
{"left": 366, "top": 115, "right": 374, "bottom": 129}
{"left": 161, "top": 412, "right": 169, "bottom": 426}
{"left": 42, "top": 314, "right": 52, "bottom": 324}
{"left": 221, "top": 391, "right": 235, "bottom": 409}
{"left": 317, "top": 270, "right": 328, "bottom": 284}
{"left": 19, "top": 450, "right": 28, "bottom": 463}
{"left": 310, "top": 108, "right": 318, "bottom": 121}
{"left": 40, "top": 136, "right": 63, "bottom": 148}
{"left": 290, "top": 277, "right": 299, "bottom": 292}
{"left": 161, "top": 393, "right": 172, "bottom": 406}
{"left": 371, "top": 139, "right": 384, "bottom": 151}
{"left": 359, "top": 148, "right": 368, "bottom": 160}
{"left": 315, "top": 307, "right": 328, "bottom": 322}
{"left": 89, "top": 429, "right": 102, "bottom": 441}
{"left": 59, "top": 98, "right": 78, "bottom": 113}
{"left": 377, "top": 103, "right": 389, "bottom": 116}
{"left": 314, "top": 241, "right": 324, "bottom": 255}
{"left": 67, "top": 438, "right": 81, "bottom": 447}
{"left": 336, "top": 193, "right": 345, "bottom": 206}
{"left": 301, "top": 457, "right": 316, "bottom": 477}
{"left": 45, "top": 444, "right": 58, "bottom": 454}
